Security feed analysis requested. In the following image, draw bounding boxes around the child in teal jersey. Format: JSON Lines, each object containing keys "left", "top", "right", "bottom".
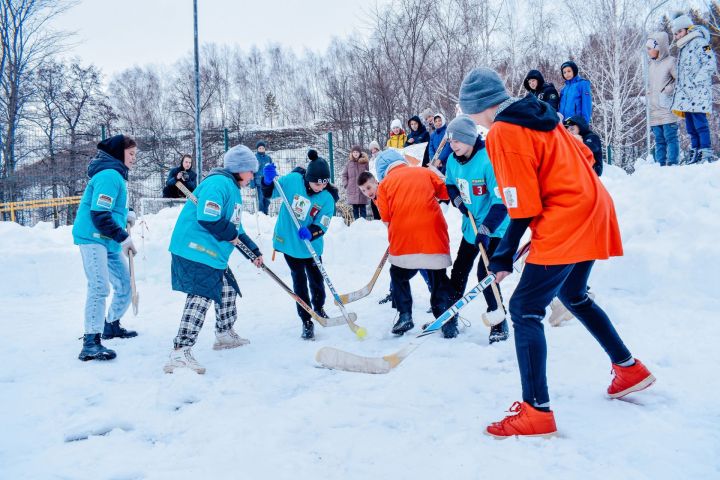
{"left": 164, "top": 145, "right": 264, "bottom": 375}
{"left": 444, "top": 115, "right": 510, "bottom": 343}
{"left": 261, "top": 149, "right": 339, "bottom": 340}
{"left": 72, "top": 135, "right": 139, "bottom": 362}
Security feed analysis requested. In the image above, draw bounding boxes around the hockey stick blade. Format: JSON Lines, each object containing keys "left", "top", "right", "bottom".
{"left": 336, "top": 249, "right": 389, "bottom": 305}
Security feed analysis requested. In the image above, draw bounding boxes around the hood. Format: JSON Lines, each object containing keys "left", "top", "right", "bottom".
{"left": 494, "top": 95, "right": 559, "bottom": 132}
{"left": 560, "top": 61, "right": 579, "bottom": 80}
{"left": 87, "top": 150, "right": 129, "bottom": 180}
{"left": 433, "top": 113, "right": 446, "bottom": 128}
{"left": 563, "top": 115, "right": 590, "bottom": 135}
{"left": 97, "top": 135, "right": 127, "bottom": 162}
{"left": 523, "top": 69, "right": 545, "bottom": 92}
{"left": 349, "top": 151, "right": 370, "bottom": 164}
{"left": 407, "top": 115, "right": 427, "bottom": 134}
{"left": 647, "top": 31, "right": 671, "bottom": 61}
{"left": 678, "top": 25, "right": 711, "bottom": 49}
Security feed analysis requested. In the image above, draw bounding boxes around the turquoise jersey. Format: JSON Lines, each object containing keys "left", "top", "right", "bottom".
{"left": 445, "top": 147, "right": 509, "bottom": 244}
{"left": 272, "top": 172, "right": 335, "bottom": 258}
{"left": 72, "top": 164, "right": 128, "bottom": 253}
{"left": 169, "top": 170, "right": 246, "bottom": 269}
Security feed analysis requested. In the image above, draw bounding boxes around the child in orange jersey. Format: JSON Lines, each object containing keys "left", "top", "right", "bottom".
{"left": 458, "top": 67, "right": 655, "bottom": 438}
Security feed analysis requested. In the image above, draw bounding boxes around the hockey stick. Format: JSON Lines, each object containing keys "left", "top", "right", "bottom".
{"left": 468, "top": 215, "right": 506, "bottom": 327}
{"left": 335, "top": 248, "right": 389, "bottom": 304}
{"left": 315, "top": 243, "right": 528, "bottom": 374}
{"left": 273, "top": 178, "right": 367, "bottom": 339}
{"left": 128, "top": 224, "right": 139, "bottom": 316}
{"left": 175, "top": 181, "right": 352, "bottom": 328}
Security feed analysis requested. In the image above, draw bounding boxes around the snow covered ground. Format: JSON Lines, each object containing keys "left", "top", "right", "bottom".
{"left": 1, "top": 163, "right": 719, "bottom": 479}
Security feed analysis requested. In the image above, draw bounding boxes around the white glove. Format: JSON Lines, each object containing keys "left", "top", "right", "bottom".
{"left": 121, "top": 236, "right": 137, "bottom": 257}
{"left": 126, "top": 210, "right": 137, "bottom": 228}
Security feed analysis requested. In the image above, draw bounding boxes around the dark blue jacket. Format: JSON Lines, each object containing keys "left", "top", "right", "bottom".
{"left": 523, "top": 70, "right": 560, "bottom": 111}
{"left": 164, "top": 166, "right": 197, "bottom": 198}
{"left": 404, "top": 115, "right": 429, "bottom": 147}
{"left": 564, "top": 115, "right": 603, "bottom": 176}
{"left": 428, "top": 123, "right": 452, "bottom": 166}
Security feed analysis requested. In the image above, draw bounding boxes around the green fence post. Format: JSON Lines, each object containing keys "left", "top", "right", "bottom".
{"left": 224, "top": 128, "right": 229, "bottom": 152}
{"left": 101, "top": 125, "right": 106, "bottom": 141}
{"left": 327, "top": 132, "right": 334, "bottom": 182}
{"left": 607, "top": 145, "right": 612, "bottom": 166}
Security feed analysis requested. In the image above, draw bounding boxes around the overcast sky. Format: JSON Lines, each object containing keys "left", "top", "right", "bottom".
{"left": 53, "top": 0, "right": 387, "bottom": 78}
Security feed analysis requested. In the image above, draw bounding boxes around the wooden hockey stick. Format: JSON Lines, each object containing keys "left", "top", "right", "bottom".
{"left": 175, "top": 181, "right": 353, "bottom": 328}
{"left": 128, "top": 224, "right": 139, "bottom": 316}
{"left": 315, "top": 243, "right": 528, "bottom": 374}
{"left": 335, "top": 248, "right": 389, "bottom": 304}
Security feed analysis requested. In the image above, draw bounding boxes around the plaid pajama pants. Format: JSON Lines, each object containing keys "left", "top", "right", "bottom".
{"left": 173, "top": 275, "right": 238, "bottom": 348}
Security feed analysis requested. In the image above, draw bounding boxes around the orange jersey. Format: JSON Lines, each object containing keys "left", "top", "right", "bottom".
{"left": 486, "top": 121, "right": 622, "bottom": 265}
{"left": 376, "top": 165, "right": 450, "bottom": 259}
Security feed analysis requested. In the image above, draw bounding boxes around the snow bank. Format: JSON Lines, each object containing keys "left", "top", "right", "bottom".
{"left": 1, "top": 163, "right": 719, "bottom": 479}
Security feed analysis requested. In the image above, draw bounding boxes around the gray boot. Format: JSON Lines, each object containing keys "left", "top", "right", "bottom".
{"left": 696, "top": 148, "right": 714, "bottom": 164}
{"left": 683, "top": 148, "right": 697, "bottom": 165}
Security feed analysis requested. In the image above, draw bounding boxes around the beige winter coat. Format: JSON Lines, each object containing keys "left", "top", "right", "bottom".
{"left": 647, "top": 32, "right": 677, "bottom": 126}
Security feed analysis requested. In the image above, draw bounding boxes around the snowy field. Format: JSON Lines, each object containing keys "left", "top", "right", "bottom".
{"left": 1, "top": 163, "right": 719, "bottom": 479}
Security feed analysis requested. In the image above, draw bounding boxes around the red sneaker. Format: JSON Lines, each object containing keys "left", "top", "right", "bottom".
{"left": 485, "top": 402, "right": 557, "bottom": 438}
{"left": 607, "top": 358, "right": 655, "bottom": 399}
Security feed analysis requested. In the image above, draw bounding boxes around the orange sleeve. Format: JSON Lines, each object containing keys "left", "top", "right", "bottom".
{"left": 430, "top": 171, "right": 449, "bottom": 200}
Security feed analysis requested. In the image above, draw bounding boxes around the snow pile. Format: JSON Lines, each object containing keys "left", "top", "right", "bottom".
{"left": 1, "top": 163, "right": 719, "bottom": 479}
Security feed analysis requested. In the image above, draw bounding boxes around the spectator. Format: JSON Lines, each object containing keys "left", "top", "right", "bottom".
{"left": 386, "top": 119, "right": 407, "bottom": 148}
{"left": 420, "top": 108, "right": 436, "bottom": 133}
{"left": 405, "top": 115, "right": 429, "bottom": 146}
{"left": 671, "top": 13, "right": 717, "bottom": 164}
{"left": 163, "top": 154, "right": 197, "bottom": 198}
{"left": 647, "top": 31, "right": 679, "bottom": 166}
{"left": 523, "top": 69, "right": 560, "bottom": 111}
{"left": 427, "top": 113, "right": 453, "bottom": 171}
{"left": 254, "top": 141, "right": 273, "bottom": 214}
{"left": 558, "top": 61, "right": 592, "bottom": 123}
{"left": 367, "top": 141, "right": 382, "bottom": 221}
{"left": 369, "top": 140, "right": 382, "bottom": 159}
{"left": 342, "top": 145, "right": 371, "bottom": 220}
{"left": 563, "top": 116, "right": 604, "bottom": 176}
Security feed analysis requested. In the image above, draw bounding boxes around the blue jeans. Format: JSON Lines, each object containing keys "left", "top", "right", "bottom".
{"left": 509, "top": 261, "right": 631, "bottom": 406}
{"left": 79, "top": 244, "right": 131, "bottom": 334}
{"left": 684, "top": 112, "right": 711, "bottom": 149}
{"left": 651, "top": 123, "right": 679, "bottom": 165}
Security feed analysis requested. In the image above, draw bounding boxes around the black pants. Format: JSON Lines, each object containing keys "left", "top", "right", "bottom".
{"left": 449, "top": 237, "right": 502, "bottom": 311}
{"left": 284, "top": 254, "right": 326, "bottom": 322}
{"left": 351, "top": 204, "right": 367, "bottom": 220}
{"left": 510, "top": 261, "right": 632, "bottom": 405}
{"left": 389, "top": 265, "right": 453, "bottom": 317}
{"left": 370, "top": 201, "right": 380, "bottom": 221}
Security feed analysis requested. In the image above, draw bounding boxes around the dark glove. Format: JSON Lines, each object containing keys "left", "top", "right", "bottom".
{"left": 263, "top": 163, "right": 278, "bottom": 185}
{"left": 475, "top": 233, "right": 490, "bottom": 251}
{"left": 298, "top": 226, "right": 312, "bottom": 241}
{"left": 455, "top": 199, "right": 469, "bottom": 216}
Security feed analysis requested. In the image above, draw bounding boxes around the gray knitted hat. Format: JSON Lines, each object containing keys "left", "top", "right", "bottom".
{"left": 447, "top": 115, "right": 479, "bottom": 146}
{"left": 224, "top": 145, "right": 259, "bottom": 173}
{"left": 458, "top": 67, "right": 510, "bottom": 114}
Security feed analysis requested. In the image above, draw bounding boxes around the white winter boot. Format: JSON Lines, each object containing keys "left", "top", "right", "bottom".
{"left": 163, "top": 346, "right": 206, "bottom": 374}
{"left": 548, "top": 292, "right": 596, "bottom": 327}
{"left": 213, "top": 328, "right": 250, "bottom": 350}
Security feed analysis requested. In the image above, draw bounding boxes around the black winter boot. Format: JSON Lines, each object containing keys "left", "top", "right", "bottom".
{"left": 317, "top": 308, "right": 329, "bottom": 318}
{"left": 78, "top": 334, "right": 116, "bottom": 361}
{"left": 489, "top": 320, "right": 509, "bottom": 344}
{"left": 102, "top": 320, "right": 138, "bottom": 340}
{"left": 391, "top": 312, "right": 414, "bottom": 335}
{"left": 378, "top": 292, "right": 393, "bottom": 305}
{"left": 301, "top": 320, "right": 315, "bottom": 340}
{"left": 442, "top": 315, "right": 459, "bottom": 339}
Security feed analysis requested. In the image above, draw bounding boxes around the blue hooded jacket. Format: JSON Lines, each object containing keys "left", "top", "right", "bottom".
{"left": 559, "top": 62, "right": 593, "bottom": 123}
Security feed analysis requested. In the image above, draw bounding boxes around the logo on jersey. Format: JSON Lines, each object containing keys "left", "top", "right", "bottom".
{"left": 502, "top": 187, "right": 518, "bottom": 208}
{"left": 96, "top": 194, "right": 113, "bottom": 209}
{"left": 457, "top": 178, "right": 472, "bottom": 204}
{"left": 231, "top": 203, "right": 242, "bottom": 225}
{"left": 320, "top": 215, "right": 331, "bottom": 228}
{"left": 292, "top": 194, "right": 311, "bottom": 221}
{"left": 310, "top": 203, "right": 321, "bottom": 218}
{"left": 203, "top": 200, "right": 221, "bottom": 217}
